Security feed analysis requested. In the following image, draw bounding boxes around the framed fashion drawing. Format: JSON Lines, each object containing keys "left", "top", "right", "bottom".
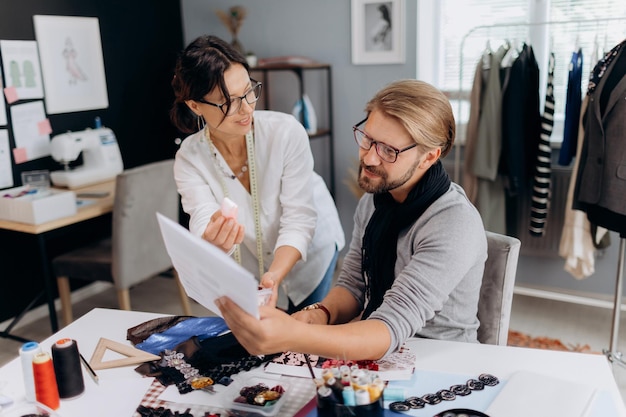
{"left": 33, "top": 15, "right": 109, "bottom": 114}
{"left": 351, "top": 0, "right": 405, "bottom": 65}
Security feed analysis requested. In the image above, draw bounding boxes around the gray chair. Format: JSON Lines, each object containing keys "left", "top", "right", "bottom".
{"left": 53, "top": 159, "right": 192, "bottom": 325}
{"left": 477, "top": 231, "right": 521, "bottom": 346}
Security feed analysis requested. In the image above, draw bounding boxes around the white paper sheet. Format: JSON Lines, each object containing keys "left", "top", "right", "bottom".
{"left": 0, "top": 130, "right": 13, "bottom": 188}
{"left": 156, "top": 213, "right": 259, "bottom": 318}
{"left": 486, "top": 370, "right": 596, "bottom": 417}
{"left": 0, "top": 69, "right": 7, "bottom": 126}
{"left": 0, "top": 40, "right": 45, "bottom": 100}
{"left": 9, "top": 101, "right": 50, "bottom": 161}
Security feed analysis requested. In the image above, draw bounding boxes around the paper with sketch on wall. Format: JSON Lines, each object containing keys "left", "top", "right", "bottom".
{"left": 156, "top": 212, "right": 259, "bottom": 319}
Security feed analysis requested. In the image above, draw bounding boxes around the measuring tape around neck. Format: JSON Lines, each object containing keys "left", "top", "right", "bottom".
{"left": 205, "top": 127, "right": 265, "bottom": 279}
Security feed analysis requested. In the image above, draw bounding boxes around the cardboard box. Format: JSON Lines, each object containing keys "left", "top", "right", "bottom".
{"left": 0, "top": 186, "right": 77, "bottom": 224}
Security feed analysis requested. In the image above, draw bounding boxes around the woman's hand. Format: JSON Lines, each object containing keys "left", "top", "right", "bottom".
{"left": 259, "top": 272, "right": 278, "bottom": 308}
{"left": 202, "top": 210, "right": 244, "bottom": 253}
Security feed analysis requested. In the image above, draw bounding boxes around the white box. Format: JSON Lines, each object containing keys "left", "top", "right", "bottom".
{"left": 0, "top": 186, "right": 77, "bottom": 224}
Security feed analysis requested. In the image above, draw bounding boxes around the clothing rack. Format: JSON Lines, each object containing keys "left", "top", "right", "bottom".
{"left": 454, "top": 17, "right": 626, "bottom": 369}
{"left": 454, "top": 16, "right": 626, "bottom": 183}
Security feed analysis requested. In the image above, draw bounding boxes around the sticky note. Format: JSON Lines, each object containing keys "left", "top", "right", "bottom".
{"left": 4, "top": 86, "right": 18, "bottom": 104}
{"left": 37, "top": 119, "right": 52, "bottom": 135}
{"left": 13, "top": 147, "right": 28, "bottom": 164}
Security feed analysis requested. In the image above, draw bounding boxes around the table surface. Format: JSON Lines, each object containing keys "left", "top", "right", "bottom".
{"left": 0, "top": 308, "right": 624, "bottom": 417}
{"left": 0, "top": 180, "right": 115, "bottom": 234}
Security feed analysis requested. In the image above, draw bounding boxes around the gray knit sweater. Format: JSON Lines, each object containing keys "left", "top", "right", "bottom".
{"left": 336, "top": 182, "right": 487, "bottom": 356}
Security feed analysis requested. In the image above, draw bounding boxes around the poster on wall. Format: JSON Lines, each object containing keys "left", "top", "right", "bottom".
{"left": 33, "top": 15, "right": 109, "bottom": 114}
{"left": 0, "top": 40, "right": 45, "bottom": 101}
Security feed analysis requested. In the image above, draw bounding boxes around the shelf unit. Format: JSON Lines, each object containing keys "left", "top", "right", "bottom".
{"left": 251, "top": 61, "right": 335, "bottom": 196}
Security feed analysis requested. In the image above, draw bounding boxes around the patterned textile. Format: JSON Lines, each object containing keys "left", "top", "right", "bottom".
{"left": 587, "top": 40, "right": 624, "bottom": 94}
{"left": 529, "top": 52, "right": 555, "bottom": 237}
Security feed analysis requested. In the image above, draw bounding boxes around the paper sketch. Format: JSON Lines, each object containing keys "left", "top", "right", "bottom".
{"left": 9, "top": 101, "right": 50, "bottom": 162}
{"left": 0, "top": 130, "right": 13, "bottom": 188}
{"left": 0, "top": 40, "right": 44, "bottom": 100}
{"left": 33, "top": 15, "right": 109, "bottom": 114}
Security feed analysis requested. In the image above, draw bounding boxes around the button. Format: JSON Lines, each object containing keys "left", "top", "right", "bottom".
{"left": 389, "top": 401, "right": 410, "bottom": 412}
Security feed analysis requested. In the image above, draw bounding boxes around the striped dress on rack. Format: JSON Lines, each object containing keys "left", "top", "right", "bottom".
{"left": 529, "top": 52, "right": 555, "bottom": 236}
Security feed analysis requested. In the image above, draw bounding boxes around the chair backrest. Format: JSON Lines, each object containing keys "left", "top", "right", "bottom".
{"left": 111, "top": 159, "right": 178, "bottom": 289}
{"left": 477, "top": 231, "right": 521, "bottom": 346}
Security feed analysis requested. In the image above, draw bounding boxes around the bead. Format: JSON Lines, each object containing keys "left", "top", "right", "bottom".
{"left": 190, "top": 377, "right": 213, "bottom": 389}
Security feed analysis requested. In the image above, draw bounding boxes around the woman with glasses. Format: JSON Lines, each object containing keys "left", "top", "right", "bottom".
{"left": 217, "top": 79, "right": 487, "bottom": 361}
{"left": 171, "top": 35, "right": 344, "bottom": 313}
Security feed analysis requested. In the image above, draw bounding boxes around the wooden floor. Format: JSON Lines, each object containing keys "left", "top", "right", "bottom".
{"left": 1, "top": 277, "right": 625, "bottom": 405}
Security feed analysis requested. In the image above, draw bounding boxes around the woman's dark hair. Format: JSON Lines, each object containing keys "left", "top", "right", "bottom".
{"left": 170, "top": 35, "right": 249, "bottom": 133}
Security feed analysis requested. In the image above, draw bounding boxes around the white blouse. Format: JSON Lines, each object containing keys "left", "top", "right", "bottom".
{"left": 174, "top": 110, "right": 345, "bottom": 306}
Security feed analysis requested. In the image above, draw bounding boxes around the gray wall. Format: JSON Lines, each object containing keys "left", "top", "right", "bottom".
{"left": 181, "top": 0, "right": 418, "bottom": 247}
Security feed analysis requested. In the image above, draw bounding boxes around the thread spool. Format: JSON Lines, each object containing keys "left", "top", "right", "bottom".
{"left": 341, "top": 385, "right": 356, "bottom": 406}
{"left": 51, "top": 338, "right": 85, "bottom": 399}
{"left": 32, "top": 352, "right": 60, "bottom": 410}
{"left": 354, "top": 388, "right": 371, "bottom": 405}
{"left": 19, "top": 341, "right": 42, "bottom": 402}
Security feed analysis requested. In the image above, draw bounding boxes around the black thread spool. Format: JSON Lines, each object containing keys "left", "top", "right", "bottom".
{"left": 51, "top": 338, "right": 85, "bottom": 399}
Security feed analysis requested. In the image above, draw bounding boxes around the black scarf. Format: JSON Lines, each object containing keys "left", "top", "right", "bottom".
{"left": 361, "top": 160, "right": 451, "bottom": 319}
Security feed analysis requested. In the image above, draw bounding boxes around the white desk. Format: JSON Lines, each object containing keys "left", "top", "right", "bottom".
{"left": 0, "top": 308, "right": 624, "bottom": 417}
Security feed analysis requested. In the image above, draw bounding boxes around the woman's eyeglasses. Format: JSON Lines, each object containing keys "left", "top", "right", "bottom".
{"left": 198, "top": 80, "right": 262, "bottom": 116}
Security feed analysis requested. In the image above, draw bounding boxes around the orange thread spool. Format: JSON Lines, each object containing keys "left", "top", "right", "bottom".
{"left": 32, "top": 351, "right": 60, "bottom": 410}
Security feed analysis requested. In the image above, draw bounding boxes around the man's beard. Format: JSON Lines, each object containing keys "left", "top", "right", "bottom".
{"left": 358, "top": 158, "right": 420, "bottom": 194}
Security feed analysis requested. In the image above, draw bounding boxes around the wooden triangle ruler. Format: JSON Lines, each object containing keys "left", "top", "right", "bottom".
{"left": 89, "top": 337, "right": 161, "bottom": 370}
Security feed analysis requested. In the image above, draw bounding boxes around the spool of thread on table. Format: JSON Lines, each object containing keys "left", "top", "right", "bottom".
{"left": 32, "top": 351, "right": 60, "bottom": 410}
{"left": 354, "top": 388, "right": 371, "bottom": 405}
{"left": 19, "top": 341, "right": 42, "bottom": 402}
{"left": 51, "top": 338, "right": 85, "bottom": 399}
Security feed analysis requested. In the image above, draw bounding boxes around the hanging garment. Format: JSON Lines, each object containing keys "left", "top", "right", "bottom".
{"left": 559, "top": 48, "right": 583, "bottom": 166}
{"left": 529, "top": 52, "right": 556, "bottom": 237}
{"left": 500, "top": 43, "right": 541, "bottom": 236}
{"left": 462, "top": 57, "right": 486, "bottom": 204}
{"left": 471, "top": 45, "right": 509, "bottom": 234}
{"left": 559, "top": 97, "right": 596, "bottom": 279}
{"left": 574, "top": 40, "right": 626, "bottom": 237}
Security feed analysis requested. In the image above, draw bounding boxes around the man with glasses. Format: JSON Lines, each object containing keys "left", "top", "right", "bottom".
{"left": 171, "top": 35, "right": 344, "bottom": 314}
{"left": 218, "top": 79, "right": 488, "bottom": 361}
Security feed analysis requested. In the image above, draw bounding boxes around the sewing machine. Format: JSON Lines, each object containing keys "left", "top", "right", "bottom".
{"left": 50, "top": 127, "right": 124, "bottom": 189}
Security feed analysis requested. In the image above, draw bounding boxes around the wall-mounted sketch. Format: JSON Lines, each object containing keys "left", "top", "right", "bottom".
{"left": 0, "top": 40, "right": 45, "bottom": 100}
{"left": 33, "top": 15, "right": 109, "bottom": 114}
{"left": 10, "top": 101, "right": 50, "bottom": 162}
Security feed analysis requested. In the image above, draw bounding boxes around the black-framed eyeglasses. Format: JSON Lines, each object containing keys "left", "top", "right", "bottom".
{"left": 197, "top": 80, "right": 262, "bottom": 116}
{"left": 352, "top": 118, "right": 417, "bottom": 163}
